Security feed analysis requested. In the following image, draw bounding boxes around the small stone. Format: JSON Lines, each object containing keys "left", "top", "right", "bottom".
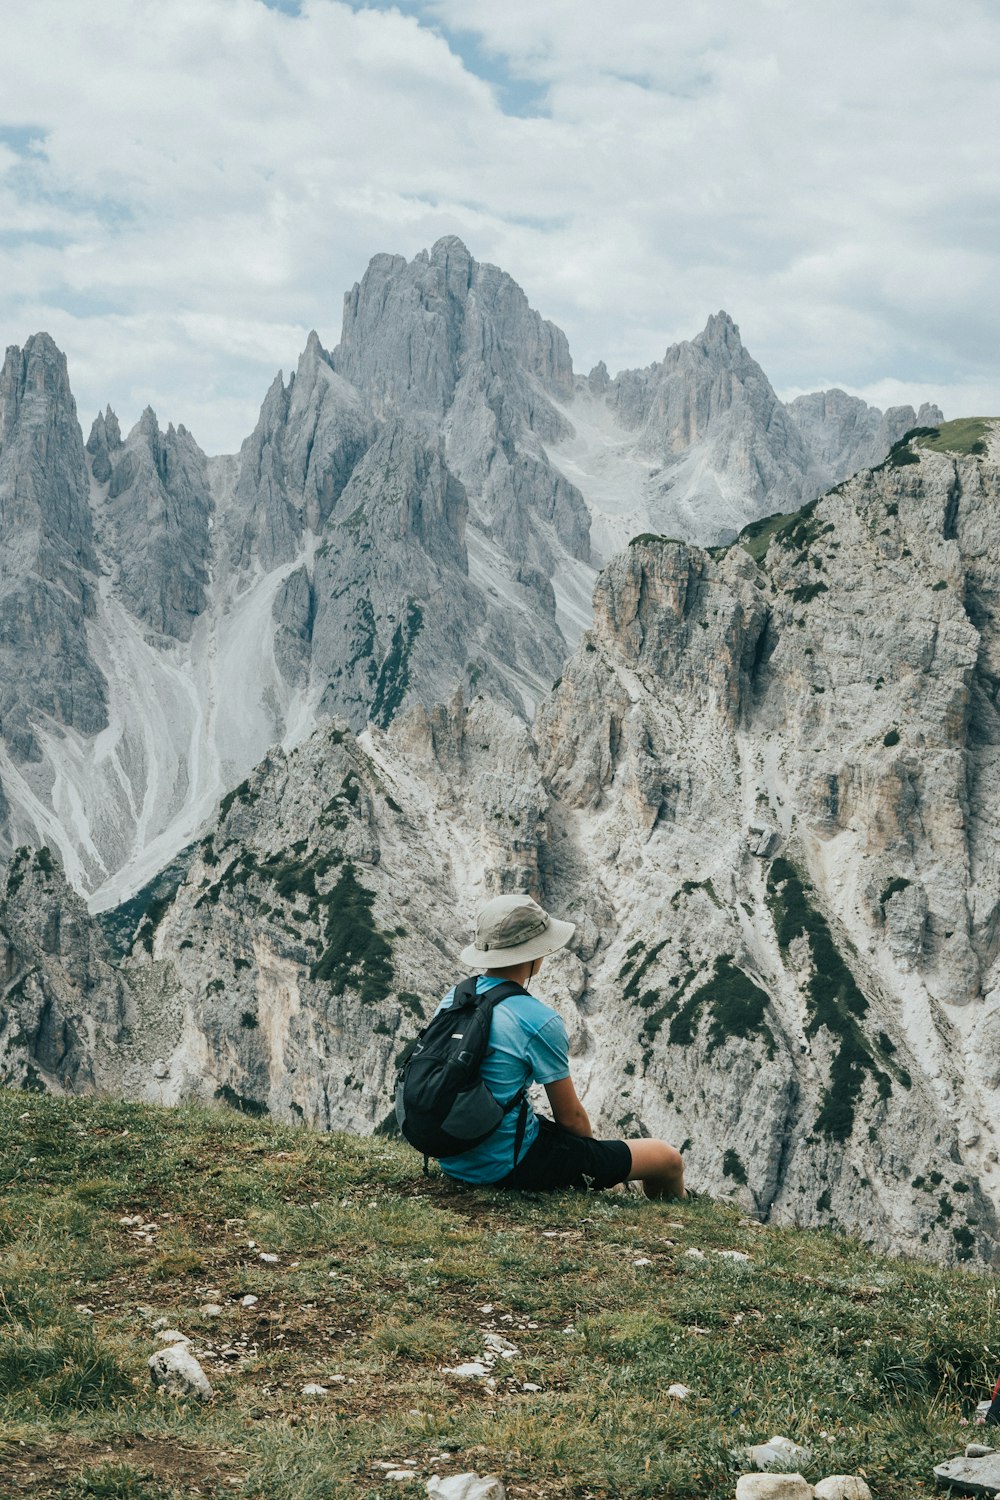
{"left": 736, "top": 1477, "right": 813, "bottom": 1500}
{"left": 201, "top": 1303, "right": 223, "bottom": 1318}
{"left": 522, "top": 1382, "right": 541, "bottom": 1392}
{"left": 667, "top": 1383, "right": 690, "bottom": 1399}
{"left": 259, "top": 1253, "right": 279, "bottom": 1264}
{"left": 154, "top": 1329, "right": 191, "bottom": 1345}
{"left": 148, "top": 1346, "right": 213, "bottom": 1400}
{"left": 684, "top": 1248, "right": 706, "bottom": 1260}
{"left": 482, "top": 1333, "right": 518, "bottom": 1360}
{"left": 386, "top": 1472, "right": 417, "bottom": 1483}
{"left": 935, "top": 1453, "right": 1000, "bottom": 1493}
{"left": 426, "top": 1476, "right": 506, "bottom": 1500}
{"left": 241, "top": 1294, "right": 258, "bottom": 1307}
{"left": 301, "top": 1383, "right": 328, "bottom": 1396}
{"left": 152, "top": 1060, "right": 169, "bottom": 1079}
{"left": 814, "top": 1479, "right": 872, "bottom": 1500}
{"left": 751, "top": 1437, "right": 813, "bottom": 1471}
{"left": 716, "top": 1249, "right": 752, "bottom": 1262}
{"left": 967, "top": 1444, "right": 996, "bottom": 1458}
{"left": 443, "top": 1361, "right": 490, "bottom": 1379}
{"left": 633, "top": 1257, "right": 653, "bottom": 1267}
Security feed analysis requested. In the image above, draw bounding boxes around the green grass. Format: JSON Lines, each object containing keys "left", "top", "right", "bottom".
{"left": 0, "top": 1093, "right": 995, "bottom": 1499}
{"left": 915, "top": 418, "right": 993, "bottom": 457}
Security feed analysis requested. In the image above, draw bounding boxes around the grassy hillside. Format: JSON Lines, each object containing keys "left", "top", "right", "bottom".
{"left": 0, "top": 1093, "right": 996, "bottom": 1500}
{"left": 916, "top": 417, "right": 993, "bottom": 457}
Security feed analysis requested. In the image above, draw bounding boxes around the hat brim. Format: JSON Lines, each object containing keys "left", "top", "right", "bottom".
{"left": 459, "top": 916, "right": 575, "bottom": 970}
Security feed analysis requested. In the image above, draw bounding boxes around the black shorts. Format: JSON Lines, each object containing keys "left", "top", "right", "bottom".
{"left": 497, "top": 1116, "right": 633, "bottom": 1192}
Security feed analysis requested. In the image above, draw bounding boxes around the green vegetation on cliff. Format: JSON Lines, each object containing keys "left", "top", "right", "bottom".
{"left": 766, "top": 860, "right": 919, "bottom": 1149}
{"left": 0, "top": 1094, "right": 994, "bottom": 1499}
{"left": 916, "top": 418, "right": 992, "bottom": 457}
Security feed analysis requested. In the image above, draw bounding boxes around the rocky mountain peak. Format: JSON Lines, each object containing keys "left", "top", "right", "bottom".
{"left": 699, "top": 309, "right": 741, "bottom": 350}
{"left": 333, "top": 239, "right": 573, "bottom": 421}
{"left": 94, "top": 402, "right": 214, "bottom": 640}
{"left": 0, "top": 332, "right": 106, "bottom": 765}
{"left": 298, "top": 328, "right": 332, "bottom": 374}
{"left": 0, "top": 332, "right": 74, "bottom": 447}
{"left": 86, "top": 406, "right": 123, "bottom": 484}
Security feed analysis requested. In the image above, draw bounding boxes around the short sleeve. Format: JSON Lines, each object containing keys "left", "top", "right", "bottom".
{"left": 525, "top": 1013, "right": 570, "bottom": 1086}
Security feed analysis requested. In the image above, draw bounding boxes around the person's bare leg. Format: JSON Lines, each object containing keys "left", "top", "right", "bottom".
{"left": 625, "top": 1139, "right": 686, "bottom": 1200}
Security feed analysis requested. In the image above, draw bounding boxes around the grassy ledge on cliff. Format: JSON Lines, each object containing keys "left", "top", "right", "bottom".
{"left": 0, "top": 1093, "right": 996, "bottom": 1500}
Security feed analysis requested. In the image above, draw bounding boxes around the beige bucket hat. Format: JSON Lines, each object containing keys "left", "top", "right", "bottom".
{"left": 460, "top": 894, "right": 575, "bottom": 969}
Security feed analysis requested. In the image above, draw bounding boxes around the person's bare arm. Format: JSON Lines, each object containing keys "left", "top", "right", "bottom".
{"left": 544, "top": 1076, "right": 593, "bottom": 1138}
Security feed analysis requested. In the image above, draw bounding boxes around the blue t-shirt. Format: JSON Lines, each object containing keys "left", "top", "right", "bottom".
{"left": 432, "top": 975, "right": 570, "bottom": 1184}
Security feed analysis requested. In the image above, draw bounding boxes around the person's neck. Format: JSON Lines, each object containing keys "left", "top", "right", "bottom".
{"left": 484, "top": 961, "right": 535, "bottom": 988}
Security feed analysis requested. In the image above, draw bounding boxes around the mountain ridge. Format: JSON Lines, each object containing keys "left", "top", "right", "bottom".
{"left": 0, "top": 240, "right": 942, "bottom": 906}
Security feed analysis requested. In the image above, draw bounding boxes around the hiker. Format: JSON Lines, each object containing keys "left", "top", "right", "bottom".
{"left": 405, "top": 894, "right": 686, "bottom": 1198}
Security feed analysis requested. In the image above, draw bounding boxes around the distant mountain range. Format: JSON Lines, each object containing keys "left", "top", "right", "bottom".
{"left": 0, "top": 237, "right": 940, "bottom": 905}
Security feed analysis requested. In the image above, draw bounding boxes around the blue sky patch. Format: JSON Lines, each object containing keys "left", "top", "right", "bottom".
{"left": 0, "top": 125, "right": 48, "bottom": 158}
{"left": 345, "top": 1, "right": 548, "bottom": 116}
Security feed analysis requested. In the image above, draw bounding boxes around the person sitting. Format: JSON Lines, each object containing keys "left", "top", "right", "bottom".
{"left": 433, "top": 893, "right": 686, "bottom": 1199}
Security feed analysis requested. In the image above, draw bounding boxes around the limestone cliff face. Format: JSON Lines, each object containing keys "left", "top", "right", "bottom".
{"left": 334, "top": 237, "right": 591, "bottom": 568}
{"left": 118, "top": 700, "right": 547, "bottom": 1132}
{"left": 787, "top": 390, "right": 946, "bottom": 484}
{"left": 546, "top": 318, "right": 946, "bottom": 561}
{"left": 90, "top": 406, "right": 214, "bottom": 640}
{"left": 0, "top": 334, "right": 106, "bottom": 762}
{"left": 225, "top": 332, "right": 376, "bottom": 576}
{"left": 609, "top": 312, "right": 810, "bottom": 508}
{"left": 532, "top": 428, "right": 1000, "bottom": 1264}
{"left": 0, "top": 848, "right": 132, "bottom": 1093}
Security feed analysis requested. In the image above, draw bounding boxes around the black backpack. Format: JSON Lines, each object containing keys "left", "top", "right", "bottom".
{"left": 394, "top": 976, "right": 529, "bottom": 1171}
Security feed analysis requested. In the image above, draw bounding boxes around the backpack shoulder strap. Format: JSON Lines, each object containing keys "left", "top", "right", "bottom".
{"left": 452, "top": 976, "right": 527, "bottom": 1008}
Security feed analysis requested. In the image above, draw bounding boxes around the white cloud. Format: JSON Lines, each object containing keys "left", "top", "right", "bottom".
{"left": 1, "top": 0, "right": 998, "bottom": 450}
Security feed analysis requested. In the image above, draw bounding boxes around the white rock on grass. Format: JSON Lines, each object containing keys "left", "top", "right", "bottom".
{"left": 751, "top": 1437, "right": 813, "bottom": 1471}
{"left": 482, "top": 1333, "right": 519, "bottom": 1360}
{"left": 667, "top": 1384, "right": 691, "bottom": 1399}
{"left": 200, "top": 1303, "right": 223, "bottom": 1317}
{"left": 241, "top": 1295, "right": 258, "bottom": 1307}
{"left": 259, "top": 1252, "right": 279, "bottom": 1264}
{"left": 736, "top": 1477, "right": 813, "bottom": 1500}
{"left": 301, "top": 1383, "right": 328, "bottom": 1396}
{"left": 148, "top": 1346, "right": 213, "bottom": 1400}
{"left": 443, "top": 1361, "right": 490, "bottom": 1379}
{"left": 427, "top": 1475, "right": 506, "bottom": 1500}
{"left": 154, "top": 1329, "right": 191, "bottom": 1345}
{"left": 814, "top": 1479, "right": 872, "bottom": 1500}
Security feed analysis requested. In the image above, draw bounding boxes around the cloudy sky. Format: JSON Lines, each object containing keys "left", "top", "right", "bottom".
{"left": 2, "top": 0, "right": 997, "bottom": 452}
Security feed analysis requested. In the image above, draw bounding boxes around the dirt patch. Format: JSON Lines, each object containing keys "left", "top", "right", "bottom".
{"left": 0, "top": 1435, "right": 239, "bottom": 1497}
